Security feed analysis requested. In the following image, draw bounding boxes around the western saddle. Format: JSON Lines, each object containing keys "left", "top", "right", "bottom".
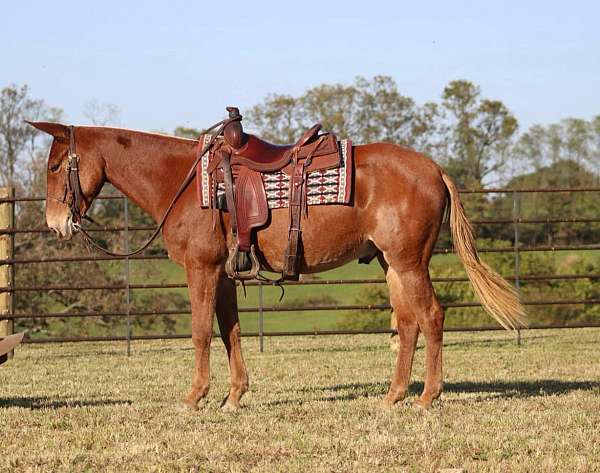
{"left": 204, "top": 107, "right": 341, "bottom": 281}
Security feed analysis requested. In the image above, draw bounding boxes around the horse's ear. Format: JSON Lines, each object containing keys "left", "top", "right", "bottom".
{"left": 25, "top": 121, "right": 69, "bottom": 140}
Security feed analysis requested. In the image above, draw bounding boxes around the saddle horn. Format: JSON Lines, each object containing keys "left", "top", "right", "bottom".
{"left": 223, "top": 107, "right": 247, "bottom": 149}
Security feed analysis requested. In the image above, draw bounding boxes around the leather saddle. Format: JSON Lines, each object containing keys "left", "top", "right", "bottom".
{"left": 204, "top": 107, "right": 341, "bottom": 281}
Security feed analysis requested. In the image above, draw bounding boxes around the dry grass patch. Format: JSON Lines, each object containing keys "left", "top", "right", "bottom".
{"left": 1, "top": 329, "right": 599, "bottom": 472}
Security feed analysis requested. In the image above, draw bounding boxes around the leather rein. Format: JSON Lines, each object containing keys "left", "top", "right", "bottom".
{"left": 60, "top": 117, "right": 239, "bottom": 258}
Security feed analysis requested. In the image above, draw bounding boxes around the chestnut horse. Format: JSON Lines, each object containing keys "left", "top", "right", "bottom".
{"left": 30, "top": 122, "right": 525, "bottom": 410}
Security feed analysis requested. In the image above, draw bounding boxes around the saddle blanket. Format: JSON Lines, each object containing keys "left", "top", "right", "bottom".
{"left": 195, "top": 137, "right": 353, "bottom": 209}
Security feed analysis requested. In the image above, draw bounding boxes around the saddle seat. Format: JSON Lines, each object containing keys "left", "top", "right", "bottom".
{"left": 229, "top": 124, "right": 323, "bottom": 173}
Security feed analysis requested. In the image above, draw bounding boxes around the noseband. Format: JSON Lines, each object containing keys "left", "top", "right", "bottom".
{"left": 53, "top": 117, "right": 239, "bottom": 257}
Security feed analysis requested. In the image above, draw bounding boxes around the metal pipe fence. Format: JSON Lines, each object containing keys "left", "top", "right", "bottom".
{"left": 1, "top": 187, "right": 599, "bottom": 352}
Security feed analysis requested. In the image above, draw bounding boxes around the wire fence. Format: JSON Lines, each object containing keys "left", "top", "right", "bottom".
{"left": 1, "top": 187, "right": 599, "bottom": 353}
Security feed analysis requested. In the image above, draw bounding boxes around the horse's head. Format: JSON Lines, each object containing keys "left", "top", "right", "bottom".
{"left": 27, "top": 122, "right": 106, "bottom": 240}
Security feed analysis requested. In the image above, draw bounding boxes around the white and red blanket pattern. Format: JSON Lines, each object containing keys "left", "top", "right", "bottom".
{"left": 195, "top": 136, "right": 353, "bottom": 209}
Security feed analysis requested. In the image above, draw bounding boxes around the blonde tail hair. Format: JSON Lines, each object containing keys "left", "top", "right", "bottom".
{"left": 441, "top": 172, "right": 527, "bottom": 330}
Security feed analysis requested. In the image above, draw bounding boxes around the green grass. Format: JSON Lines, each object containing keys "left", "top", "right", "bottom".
{"left": 1, "top": 328, "right": 599, "bottom": 472}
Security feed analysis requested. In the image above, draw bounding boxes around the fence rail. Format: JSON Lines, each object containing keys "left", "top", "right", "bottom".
{"left": 1, "top": 187, "right": 599, "bottom": 352}
{"left": 1, "top": 272, "right": 599, "bottom": 293}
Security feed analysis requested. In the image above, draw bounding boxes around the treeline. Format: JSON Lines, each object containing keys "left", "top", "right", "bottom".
{"left": 3, "top": 78, "right": 599, "bottom": 194}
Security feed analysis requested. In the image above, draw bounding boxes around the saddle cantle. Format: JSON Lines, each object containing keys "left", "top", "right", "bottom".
{"left": 200, "top": 106, "right": 348, "bottom": 281}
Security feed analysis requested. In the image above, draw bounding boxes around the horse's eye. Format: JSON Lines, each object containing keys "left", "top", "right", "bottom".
{"left": 50, "top": 162, "right": 61, "bottom": 172}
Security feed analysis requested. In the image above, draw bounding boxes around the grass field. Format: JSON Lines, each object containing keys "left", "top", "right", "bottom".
{"left": 2, "top": 328, "right": 600, "bottom": 472}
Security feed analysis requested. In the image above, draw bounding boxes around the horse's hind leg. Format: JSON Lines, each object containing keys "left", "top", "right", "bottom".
{"left": 384, "top": 265, "right": 444, "bottom": 408}
{"left": 215, "top": 275, "right": 249, "bottom": 411}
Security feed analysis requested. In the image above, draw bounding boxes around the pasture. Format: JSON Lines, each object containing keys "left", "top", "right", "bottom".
{"left": 2, "top": 328, "right": 599, "bottom": 472}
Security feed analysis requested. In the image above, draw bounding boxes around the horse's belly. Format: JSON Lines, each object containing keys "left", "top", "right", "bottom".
{"left": 255, "top": 205, "right": 369, "bottom": 274}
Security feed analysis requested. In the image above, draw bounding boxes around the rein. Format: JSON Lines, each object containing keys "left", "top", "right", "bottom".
{"left": 64, "top": 117, "right": 239, "bottom": 258}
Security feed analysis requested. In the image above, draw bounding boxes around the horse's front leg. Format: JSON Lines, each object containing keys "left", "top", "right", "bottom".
{"left": 181, "top": 262, "right": 220, "bottom": 411}
{"left": 216, "top": 275, "right": 249, "bottom": 411}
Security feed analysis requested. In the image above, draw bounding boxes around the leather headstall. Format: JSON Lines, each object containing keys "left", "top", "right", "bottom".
{"left": 46, "top": 125, "right": 88, "bottom": 226}
{"left": 65, "top": 125, "right": 87, "bottom": 225}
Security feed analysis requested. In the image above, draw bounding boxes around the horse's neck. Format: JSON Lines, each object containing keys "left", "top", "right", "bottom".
{"left": 95, "top": 128, "right": 198, "bottom": 222}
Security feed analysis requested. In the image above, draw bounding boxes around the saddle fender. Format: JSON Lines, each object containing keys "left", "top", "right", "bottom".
{"left": 234, "top": 167, "right": 268, "bottom": 252}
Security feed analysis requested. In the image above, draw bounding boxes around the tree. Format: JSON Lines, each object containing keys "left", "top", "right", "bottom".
{"left": 440, "top": 80, "right": 518, "bottom": 188}
{"left": 82, "top": 99, "right": 121, "bottom": 126}
{"left": 244, "top": 94, "right": 304, "bottom": 144}
{"left": 0, "top": 84, "right": 62, "bottom": 188}
{"left": 515, "top": 117, "right": 600, "bottom": 181}
{"left": 353, "top": 75, "right": 422, "bottom": 145}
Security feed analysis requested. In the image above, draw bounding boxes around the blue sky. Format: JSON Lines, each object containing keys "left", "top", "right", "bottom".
{"left": 2, "top": 0, "right": 599, "bottom": 133}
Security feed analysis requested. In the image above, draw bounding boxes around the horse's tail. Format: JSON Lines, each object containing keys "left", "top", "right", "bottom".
{"left": 440, "top": 171, "right": 527, "bottom": 330}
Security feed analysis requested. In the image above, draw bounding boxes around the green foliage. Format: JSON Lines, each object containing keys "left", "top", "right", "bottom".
{"left": 173, "top": 126, "right": 201, "bottom": 139}
{"left": 484, "top": 160, "right": 600, "bottom": 245}
{"left": 244, "top": 76, "right": 430, "bottom": 147}
{"left": 0, "top": 84, "right": 62, "bottom": 190}
{"left": 279, "top": 294, "right": 338, "bottom": 310}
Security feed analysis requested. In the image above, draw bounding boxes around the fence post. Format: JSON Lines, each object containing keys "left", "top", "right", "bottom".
{"left": 512, "top": 190, "right": 521, "bottom": 346}
{"left": 0, "top": 187, "right": 15, "bottom": 357}
{"left": 123, "top": 196, "right": 132, "bottom": 356}
{"left": 258, "top": 282, "right": 264, "bottom": 353}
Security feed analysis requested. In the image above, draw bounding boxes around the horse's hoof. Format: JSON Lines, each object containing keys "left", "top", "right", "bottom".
{"left": 381, "top": 399, "right": 396, "bottom": 409}
{"left": 381, "top": 389, "right": 407, "bottom": 409}
{"left": 221, "top": 399, "right": 241, "bottom": 412}
{"left": 413, "top": 399, "right": 432, "bottom": 411}
{"left": 177, "top": 400, "right": 199, "bottom": 413}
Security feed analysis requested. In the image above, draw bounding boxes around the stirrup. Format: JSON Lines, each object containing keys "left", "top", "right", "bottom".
{"left": 225, "top": 243, "right": 260, "bottom": 281}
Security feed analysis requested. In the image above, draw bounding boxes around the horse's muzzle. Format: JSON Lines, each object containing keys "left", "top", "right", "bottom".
{"left": 47, "top": 214, "right": 75, "bottom": 241}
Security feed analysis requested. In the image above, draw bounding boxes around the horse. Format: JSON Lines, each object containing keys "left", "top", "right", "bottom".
{"left": 29, "top": 121, "right": 526, "bottom": 410}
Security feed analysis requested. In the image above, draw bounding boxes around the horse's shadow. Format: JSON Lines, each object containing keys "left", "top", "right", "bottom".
{"left": 267, "top": 379, "right": 600, "bottom": 406}
{"left": 0, "top": 396, "right": 132, "bottom": 410}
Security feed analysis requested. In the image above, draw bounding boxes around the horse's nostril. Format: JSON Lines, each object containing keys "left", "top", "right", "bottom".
{"left": 51, "top": 228, "right": 60, "bottom": 237}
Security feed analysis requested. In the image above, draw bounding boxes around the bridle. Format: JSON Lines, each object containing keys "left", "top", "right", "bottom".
{"left": 47, "top": 125, "right": 88, "bottom": 227}
{"left": 54, "top": 117, "right": 240, "bottom": 258}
